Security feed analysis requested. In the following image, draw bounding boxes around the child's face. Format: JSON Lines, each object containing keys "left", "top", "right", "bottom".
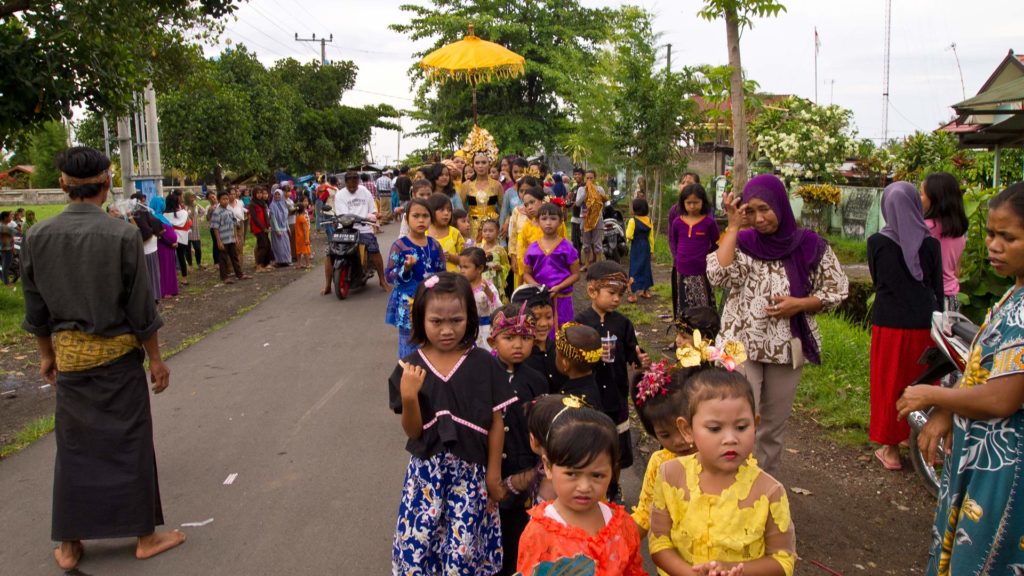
{"left": 489, "top": 331, "right": 534, "bottom": 366}
{"left": 654, "top": 418, "right": 693, "bottom": 455}
{"left": 456, "top": 217, "right": 471, "bottom": 236}
{"left": 682, "top": 396, "right": 757, "bottom": 476}
{"left": 218, "top": 195, "right": 230, "bottom": 208}
{"left": 683, "top": 195, "right": 704, "bottom": 217}
{"left": 481, "top": 223, "right": 498, "bottom": 243}
{"left": 413, "top": 187, "right": 431, "bottom": 200}
{"left": 407, "top": 204, "right": 431, "bottom": 234}
{"left": 423, "top": 295, "right": 468, "bottom": 353}
{"left": 523, "top": 195, "right": 542, "bottom": 219}
{"left": 489, "top": 166, "right": 500, "bottom": 180}
{"left": 538, "top": 213, "right": 561, "bottom": 236}
{"left": 587, "top": 284, "right": 623, "bottom": 313}
{"left": 512, "top": 164, "right": 524, "bottom": 181}
{"left": 530, "top": 305, "right": 554, "bottom": 341}
{"left": 544, "top": 451, "right": 613, "bottom": 515}
{"left": 435, "top": 206, "right": 451, "bottom": 226}
{"left": 458, "top": 256, "right": 482, "bottom": 282}
{"left": 675, "top": 331, "right": 694, "bottom": 349}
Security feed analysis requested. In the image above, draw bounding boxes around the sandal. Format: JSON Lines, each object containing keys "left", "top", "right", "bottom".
{"left": 874, "top": 448, "right": 903, "bottom": 471}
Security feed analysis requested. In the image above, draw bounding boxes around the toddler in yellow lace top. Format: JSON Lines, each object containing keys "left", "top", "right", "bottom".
{"left": 649, "top": 368, "right": 796, "bottom": 576}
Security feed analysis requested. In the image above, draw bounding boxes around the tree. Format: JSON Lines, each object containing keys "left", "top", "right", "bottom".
{"left": 698, "top": 0, "right": 786, "bottom": 193}
{"left": 0, "top": 0, "right": 239, "bottom": 150}
{"left": 750, "top": 96, "right": 856, "bottom": 184}
{"left": 391, "top": 0, "right": 616, "bottom": 155}
{"left": 24, "top": 121, "right": 69, "bottom": 188}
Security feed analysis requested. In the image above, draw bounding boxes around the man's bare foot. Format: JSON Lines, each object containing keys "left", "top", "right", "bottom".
{"left": 380, "top": 282, "right": 392, "bottom": 292}
{"left": 54, "top": 541, "right": 84, "bottom": 570}
{"left": 321, "top": 286, "right": 331, "bottom": 296}
{"left": 136, "top": 530, "right": 186, "bottom": 560}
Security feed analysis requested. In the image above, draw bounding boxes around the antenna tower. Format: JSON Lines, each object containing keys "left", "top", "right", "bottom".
{"left": 949, "top": 43, "right": 967, "bottom": 101}
{"left": 881, "top": 0, "right": 892, "bottom": 143}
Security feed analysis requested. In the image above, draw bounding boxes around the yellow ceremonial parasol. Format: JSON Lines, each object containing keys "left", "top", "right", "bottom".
{"left": 419, "top": 24, "right": 525, "bottom": 125}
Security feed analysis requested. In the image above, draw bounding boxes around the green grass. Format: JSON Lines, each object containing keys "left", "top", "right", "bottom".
{"left": 0, "top": 286, "right": 25, "bottom": 344}
{"left": 653, "top": 235, "right": 673, "bottom": 267}
{"left": 796, "top": 313, "right": 872, "bottom": 445}
{"left": 0, "top": 415, "right": 55, "bottom": 459}
{"left": 0, "top": 203, "right": 68, "bottom": 224}
{"left": 826, "top": 234, "right": 867, "bottom": 265}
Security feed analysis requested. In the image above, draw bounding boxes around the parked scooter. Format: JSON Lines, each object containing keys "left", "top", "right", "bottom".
{"left": 321, "top": 206, "right": 375, "bottom": 300}
{"left": 601, "top": 198, "right": 628, "bottom": 262}
{"left": 906, "top": 310, "right": 977, "bottom": 497}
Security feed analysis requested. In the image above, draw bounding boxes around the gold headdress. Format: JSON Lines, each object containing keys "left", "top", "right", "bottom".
{"left": 460, "top": 125, "right": 499, "bottom": 161}
{"left": 555, "top": 322, "right": 602, "bottom": 364}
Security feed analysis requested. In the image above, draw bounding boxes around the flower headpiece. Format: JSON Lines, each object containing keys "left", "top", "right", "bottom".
{"left": 491, "top": 303, "right": 536, "bottom": 338}
{"left": 635, "top": 359, "right": 673, "bottom": 408}
{"left": 460, "top": 125, "right": 499, "bottom": 161}
{"left": 555, "top": 322, "right": 602, "bottom": 364}
{"left": 676, "top": 329, "right": 747, "bottom": 372}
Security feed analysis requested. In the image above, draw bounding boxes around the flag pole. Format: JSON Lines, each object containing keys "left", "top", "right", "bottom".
{"left": 814, "top": 27, "right": 819, "bottom": 104}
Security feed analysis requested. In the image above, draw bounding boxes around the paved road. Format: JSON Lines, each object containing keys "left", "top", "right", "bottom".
{"left": 0, "top": 225, "right": 643, "bottom": 575}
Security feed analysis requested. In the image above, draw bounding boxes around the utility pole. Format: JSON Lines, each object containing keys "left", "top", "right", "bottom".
{"left": 881, "top": 0, "right": 892, "bottom": 143}
{"left": 116, "top": 117, "right": 134, "bottom": 199}
{"left": 666, "top": 43, "right": 672, "bottom": 76}
{"left": 143, "top": 83, "right": 163, "bottom": 197}
{"left": 295, "top": 32, "right": 333, "bottom": 65}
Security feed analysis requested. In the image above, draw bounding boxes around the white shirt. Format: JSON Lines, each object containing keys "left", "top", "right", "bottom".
{"left": 332, "top": 185, "right": 377, "bottom": 234}
{"left": 286, "top": 198, "right": 296, "bottom": 225}
{"left": 228, "top": 199, "right": 247, "bottom": 223}
{"left": 164, "top": 210, "right": 190, "bottom": 244}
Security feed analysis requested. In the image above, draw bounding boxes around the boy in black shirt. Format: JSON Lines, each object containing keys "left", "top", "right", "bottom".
{"left": 552, "top": 323, "right": 604, "bottom": 411}
{"left": 488, "top": 304, "right": 548, "bottom": 576}
{"left": 575, "top": 261, "right": 650, "bottom": 477}
{"left": 511, "top": 284, "right": 567, "bottom": 391}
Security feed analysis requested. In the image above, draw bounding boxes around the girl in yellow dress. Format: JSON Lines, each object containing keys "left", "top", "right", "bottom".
{"left": 426, "top": 193, "right": 464, "bottom": 273}
{"left": 515, "top": 186, "right": 567, "bottom": 289}
{"left": 479, "top": 219, "right": 510, "bottom": 301}
{"left": 650, "top": 368, "right": 796, "bottom": 576}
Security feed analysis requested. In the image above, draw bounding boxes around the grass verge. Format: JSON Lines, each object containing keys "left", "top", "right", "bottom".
{"left": 826, "top": 234, "right": 868, "bottom": 265}
{"left": 795, "top": 313, "right": 872, "bottom": 445}
{"left": 0, "top": 415, "right": 55, "bottom": 459}
{"left": 0, "top": 286, "right": 25, "bottom": 344}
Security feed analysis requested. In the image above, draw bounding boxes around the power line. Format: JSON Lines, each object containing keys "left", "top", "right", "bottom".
{"left": 349, "top": 88, "right": 415, "bottom": 103}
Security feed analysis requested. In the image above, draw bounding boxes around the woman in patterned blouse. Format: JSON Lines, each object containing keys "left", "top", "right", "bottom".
{"left": 707, "top": 174, "right": 849, "bottom": 474}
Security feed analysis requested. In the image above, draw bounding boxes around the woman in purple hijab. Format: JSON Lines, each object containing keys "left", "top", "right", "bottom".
{"left": 868, "top": 181, "right": 943, "bottom": 470}
{"left": 706, "top": 174, "right": 849, "bottom": 474}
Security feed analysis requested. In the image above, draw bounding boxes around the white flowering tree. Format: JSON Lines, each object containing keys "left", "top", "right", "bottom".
{"left": 750, "top": 96, "right": 856, "bottom": 184}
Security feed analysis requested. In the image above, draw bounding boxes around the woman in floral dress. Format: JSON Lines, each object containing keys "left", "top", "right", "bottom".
{"left": 898, "top": 182, "right": 1024, "bottom": 576}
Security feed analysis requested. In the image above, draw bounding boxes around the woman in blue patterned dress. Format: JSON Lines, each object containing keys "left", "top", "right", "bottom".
{"left": 386, "top": 199, "right": 446, "bottom": 359}
{"left": 897, "top": 182, "right": 1024, "bottom": 576}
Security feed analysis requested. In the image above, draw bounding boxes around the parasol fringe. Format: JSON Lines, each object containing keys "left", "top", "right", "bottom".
{"left": 421, "top": 62, "right": 526, "bottom": 85}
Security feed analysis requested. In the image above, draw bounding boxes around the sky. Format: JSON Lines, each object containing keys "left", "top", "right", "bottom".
{"left": 202, "top": 0, "right": 1024, "bottom": 167}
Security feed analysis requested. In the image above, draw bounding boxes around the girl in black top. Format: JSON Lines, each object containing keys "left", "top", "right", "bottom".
{"left": 387, "top": 272, "right": 513, "bottom": 575}
{"left": 868, "top": 181, "right": 944, "bottom": 471}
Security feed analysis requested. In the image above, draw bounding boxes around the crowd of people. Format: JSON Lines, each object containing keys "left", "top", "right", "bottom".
{"left": 15, "top": 142, "right": 1024, "bottom": 575}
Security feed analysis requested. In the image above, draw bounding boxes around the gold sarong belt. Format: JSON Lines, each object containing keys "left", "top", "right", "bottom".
{"left": 52, "top": 331, "right": 141, "bottom": 373}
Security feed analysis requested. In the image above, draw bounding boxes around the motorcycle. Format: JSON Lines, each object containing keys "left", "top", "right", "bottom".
{"left": 321, "top": 206, "right": 375, "bottom": 300}
{"left": 906, "top": 310, "right": 977, "bottom": 497}
{"left": 601, "top": 200, "right": 628, "bottom": 262}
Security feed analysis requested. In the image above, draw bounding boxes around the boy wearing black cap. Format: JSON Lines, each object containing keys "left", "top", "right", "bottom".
{"left": 511, "top": 284, "right": 567, "bottom": 391}
{"left": 574, "top": 260, "right": 650, "bottom": 491}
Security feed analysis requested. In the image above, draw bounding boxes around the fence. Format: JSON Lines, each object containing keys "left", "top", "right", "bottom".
{"left": 0, "top": 186, "right": 207, "bottom": 207}
{"left": 791, "top": 186, "right": 885, "bottom": 240}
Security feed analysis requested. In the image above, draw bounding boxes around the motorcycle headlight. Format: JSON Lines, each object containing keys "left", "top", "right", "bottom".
{"left": 339, "top": 216, "right": 356, "bottom": 228}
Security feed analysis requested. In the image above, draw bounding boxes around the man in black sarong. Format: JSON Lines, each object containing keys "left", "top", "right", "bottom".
{"left": 21, "top": 147, "right": 186, "bottom": 571}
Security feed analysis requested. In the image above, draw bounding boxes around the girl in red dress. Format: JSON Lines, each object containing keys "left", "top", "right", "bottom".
{"left": 517, "top": 404, "right": 645, "bottom": 576}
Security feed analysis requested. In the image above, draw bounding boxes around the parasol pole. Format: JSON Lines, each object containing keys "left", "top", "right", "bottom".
{"left": 469, "top": 24, "right": 478, "bottom": 126}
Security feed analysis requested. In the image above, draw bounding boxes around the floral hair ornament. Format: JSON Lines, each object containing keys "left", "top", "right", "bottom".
{"left": 635, "top": 359, "right": 672, "bottom": 408}
{"left": 555, "top": 322, "right": 603, "bottom": 364}
{"left": 491, "top": 303, "right": 536, "bottom": 339}
{"left": 423, "top": 275, "right": 440, "bottom": 289}
{"left": 676, "top": 329, "right": 747, "bottom": 372}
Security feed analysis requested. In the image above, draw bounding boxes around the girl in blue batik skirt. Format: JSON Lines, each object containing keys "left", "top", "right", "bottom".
{"left": 388, "top": 272, "right": 516, "bottom": 576}
{"left": 385, "top": 198, "right": 446, "bottom": 359}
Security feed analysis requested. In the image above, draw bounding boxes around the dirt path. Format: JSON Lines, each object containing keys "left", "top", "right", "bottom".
{"left": 0, "top": 236, "right": 325, "bottom": 448}
{"left": 613, "top": 260, "right": 936, "bottom": 575}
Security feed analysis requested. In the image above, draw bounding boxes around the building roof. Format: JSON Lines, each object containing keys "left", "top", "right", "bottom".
{"left": 941, "top": 50, "right": 1024, "bottom": 150}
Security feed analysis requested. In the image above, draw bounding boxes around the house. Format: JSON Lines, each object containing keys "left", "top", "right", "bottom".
{"left": 0, "top": 165, "right": 34, "bottom": 189}
{"left": 938, "top": 49, "right": 1024, "bottom": 185}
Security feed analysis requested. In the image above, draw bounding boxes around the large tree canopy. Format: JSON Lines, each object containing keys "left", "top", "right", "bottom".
{"left": 391, "top": 0, "right": 616, "bottom": 156}
{"left": 0, "top": 0, "right": 239, "bottom": 150}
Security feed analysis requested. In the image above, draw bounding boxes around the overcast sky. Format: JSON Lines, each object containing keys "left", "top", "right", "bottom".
{"left": 203, "top": 0, "right": 1023, "bottom": 167}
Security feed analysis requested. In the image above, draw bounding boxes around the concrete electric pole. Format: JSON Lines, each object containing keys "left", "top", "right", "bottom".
{"left": 295, "top": 33, "right": 333, "bottom": 65}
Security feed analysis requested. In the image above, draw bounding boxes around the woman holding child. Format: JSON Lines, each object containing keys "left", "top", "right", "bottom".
{"left": 709, "top": 174, "right": 848, "bottom": 474}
